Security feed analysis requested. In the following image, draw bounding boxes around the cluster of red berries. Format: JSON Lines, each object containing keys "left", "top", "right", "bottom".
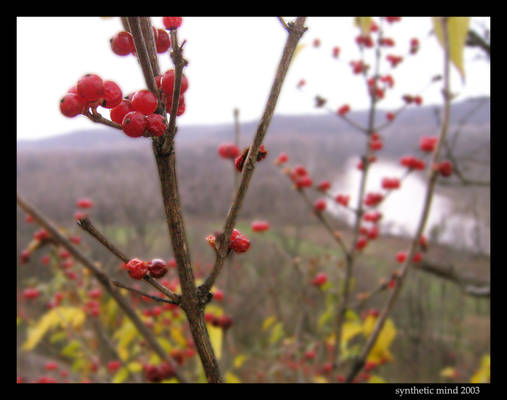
{"left": 204, "top": 312, "right": 234, "bottom": 330}
{"left": 22, "top": 287, "right": 40, "bottom": 300}
{"left": 311, "top": 272, "right": 328, "bottom": 287}
{"left": 60, "top": 74, "right": 123, "bottom": 118}
{"left": 335, "top": 194, "right": 350, "bottom": 207}
{"left": 124, "top": 258, "right": 169, "bottom": 280}
{"left": 381, "top": 177, "right": 401, "bottom": 190}
{"left": 74, "top": 197, "right": 94, "bottom": 220}
{"left": 400, "top": 155, "right": 426, "bottom": 170}
{"left": 402, "top": 94, "right": 423, "bottom": 105}
{"left": 229, "top": 229, "right": 250, "bottom": 253}
{"left": 275, "top": 152, "right": 289, "bottom": 165}
{"left": 386, "top": 54, "right": 403, "bottom": 68}
{"left": 111, "top": 27, "right": 172, "bottom": 57}
{"left": 350, "top": 60, "right": 368, "bottom": 75}
{"left": 143, "top": 361, "right": 177, "bottom": 383}
{"left": 337, "top": 104, "right": 351, "bottom": 116}
{"left": 289, "top": 165, "right": 313, "bottom": 189}
{"left": 234, "top": 145, "right": 268, "bottom": 172}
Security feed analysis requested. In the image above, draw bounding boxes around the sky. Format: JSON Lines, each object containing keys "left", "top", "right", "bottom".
{"left": 17, "top": 17, "right": 490, "bottom": 141}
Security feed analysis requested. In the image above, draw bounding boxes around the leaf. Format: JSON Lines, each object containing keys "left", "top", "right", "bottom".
{"left": 49, "top": 330, "right": 67, "bottom": 344}
{"left": 170, "top": 327, "right": 187, "bottom": 348}
{"left": 440, "top": 366, "right": 458, "bottom": 378}
{"left": 61, "top": 340, "right": 81, "bottom": 358}
{"left": 233, "top": 354, "right": 249, "bottom": 369}
{"left": 262, "top": 315, "right": 277, "bottom": 332}
{"left": 22, "top": 307, "right": 85, "bottom": 351}
{"left": 225, "top": 372, "right": 241, "bottom": 383}
{"left": 433, "top": 17, "right": 470, "bottom": 79}
{"left": 208, "top": 324, "right": 223, "bottom": 360}
{"left": 312, "top": 375, "right": 328, "bottom": 383}
{"left": 157, "top": 337, "right": 173, "bottom": 354}
{"left": 354, "top": 17, "right": 372, "bottom": 37}
{"left": 127, "top": 362, "right": 143, "bottom": 373}
{"left": 161, "top": 378, "right": 179, "bottom": 383}
{"left": 269, "top": 322, "right": 285, "bottom": 345}
{"left": 340, "top": 321, "right": 363, "bottom": 350}
{"left": 363, "top": 316, "right": 397, "bottom": 364}
{"left": 368, "top": 374, "right": 387, "bottom": 383}
{"left": 470, "top": 354, "right": 490, "bottom": 383}
{"left": 114, "top": 319, "right": 138, "bottom": 360}
{"left": 317, "top": 304, "right": 335, "bottom": 332}
{"left": 112, "top": 367, "right": 130, "bottom": 383}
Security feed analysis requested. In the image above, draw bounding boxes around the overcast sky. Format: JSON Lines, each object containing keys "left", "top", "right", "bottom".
{"left": 17, "top": 17, "right": 490, "bottom": 141}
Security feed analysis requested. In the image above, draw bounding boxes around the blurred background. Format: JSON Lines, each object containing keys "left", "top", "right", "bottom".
{"left": 17, "top": 17, "right": 490, "bottom": 383}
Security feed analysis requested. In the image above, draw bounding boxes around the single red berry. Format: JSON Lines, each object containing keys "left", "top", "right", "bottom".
{"left": 146, "top": 113, "right": 167, "bottom": 137}
{"left": 77, "top": 74, "right": 104, "bottom": 103}
{"left": 45, "top": 362, "right": 58, "bottom": 371}
{"left": 148, "top": 259, "right": 168, "bottom": 279}
{"left": 23, "top": 288, "right": 40, "bottom": 300}
{"left": 161, "top": 69, "right": 188, "bottom": 96}
{"left": 41, "top": 255, "right": 50, "bottom": 265}
{"left": 304, "top": 350, "right": 316, "bottom": 360}
{"left": 76, "top": 198, "right": 93, "bottom": 209}
{"left": 332, "top": 46, "right": 340, "bottom": 58}
{"left": 74, "top": 211, "right": 87, "bottom": 221}
{"left": 107, "top": 361, "right": 121, "bottom": 374}
{"left": 335, "top": 194, "right": 350, "bottom": 207}
{"left": 337, "top": 104, "right": 350, "bottom": 116}
{"left": 87, "top": 288, "right": 102, "bottom": 299}
{"left": 386, "top": 112, "right": 395, "bottom": 121}
{"left": 158, "top": 361, "right": 176, "bottom": 380}
{"left": 420, "top": 136, "right": 438, "bottom": 152}
{"left": 101, "top": 81, "right": 123, "bottom": 109}
{"left": 126, "top": 258, "right": 148, "bottom": 280}
{"left": 381, "top": 177, "right": 400, "bottom": 190}
{"left": 251, "top": 220, "right": 270, "bottom": 232}
{"left": 364, "top": 211, "right": 382, "bottom": 222}
{"left": 436, "top": 160, "right": 453, "bottom": 177}
{"left": 122, "top": 111, "right": 147, "bottom": 138}
{"left": 110, "top": 99, "right": 133, "bottom": 125}
{"left": 311, "top": 272, "right": 327, "bottom": 287}
{"left": 414, "top": 95, "right": 423, "bottom": 105}
{"left": 131, "top": 90, "right": 158, "bottom": 115}
{"left": 295, "top": 175, "right": 313, "bottom": 189}
{"left": 34, "top": 229, "right": 50, "bottom": 241}
{"left": 162, "top": 17, "right": 183, "bottom": 30}
{"left": 213, "top": 289, "right": 224, "bottom": 301}
{"left": 396, "top": 251, "right": 407, "bottom": 263}
{"left": 367, "top": 226, "right": 379, "bottom": 240}
{"left": 60, "top": 93, "right": 85, "bottom": 117}
{"left": 275, "top": 152, "right": 289, "bottom": 164}
{"left": 385, "top": 17, "right": 402, "bottom": 23}
{"left": 218, "top": 143, "right": 241, "bottom": 160}
{"left": 155, "top": 28, "right": 171, "bottom": 53}
{"left": 313, "top": 38, "right": 321, "bottom": 47}
{"left": 412, "top": 252, "right": 423, "bottom": 263}
{"left": 110, "top": 31, "right": 135, "bottom": 56}
{"left": 151, "top": 306, "right": 163, "bottom": 317}
{"left": 70, "top": 236, "right": 81, "bottom": 245}
{"left": 356, "top": 237, "right": 368, "bottom": 250}
{"left": 297, "top": 79, "right": 306, "bottom": 89}
{"left": 314, "top": 198, "right": 327, "bottom": 213}
{"left": 364, "top": 192, "right": 383, "bottom": 207}
{"left": 59, "top": 249, "right": 71, "bottom": 260}
{"left": 218, "top": 315, "right": 233, "bottom": 330}
{"left": 370, "top": 139, "right": 383, "bottom": 151}
{"left": 317, "top": 180, "right": 331, "bottom": 192}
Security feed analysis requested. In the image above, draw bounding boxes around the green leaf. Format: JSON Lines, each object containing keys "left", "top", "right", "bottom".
{"left": 433, "top": 17, "right": 470, "bottom": 79}
{"left": 49, "top": 330, "right": 67, "bottom": 344}
{"left": 61, "top": 340, "right": 81, "bottom": 358}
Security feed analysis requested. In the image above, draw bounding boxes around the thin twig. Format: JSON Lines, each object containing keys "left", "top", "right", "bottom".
{"left": 113, "top": 280, "right": 179, "bottom": 304}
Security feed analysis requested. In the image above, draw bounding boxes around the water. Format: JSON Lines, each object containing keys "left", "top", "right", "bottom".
{"left": 327, "top": 158, "right": 490, "bottom": 254}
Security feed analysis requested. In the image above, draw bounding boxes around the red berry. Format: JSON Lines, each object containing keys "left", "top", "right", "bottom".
{"left": 313, "top": 38, "right": 321, "bottom": 47}
{"left": 295, "top": 175, "right": 313, "bottom": 189}
{"left": 22, "top": 288, "right": 40, "bottom": 300}
{"left": 386, "top": 112, "right": 395, "bottom": 121}
{"left": 110, "top": 31, "right": 134, "bottom": 56}
{"left": 356, "top": 237, "right": 368, "bottom": 250}
{"left": 317, "top": 180, "right": 331, "bottom": 191}
{"left": 218, "top": 315, "right": 233, "bottom": 330}
{"left": 396, "top": 251, "right": 407, "bottom": 263}
{"left": 107, "top": 361, "right": 121, "bottom": 373}
{"left": 162, "top": 17, "right": 183, "bottom": 30}
{"left": 381, "top": 177, "right": 400, "bottom": 190}
{"left": 77, "top": 74, "right": 104, "bottom": 102}
{"left": 229, "top": 230, "right": 250, "bottom": 253}
{"left": 337, "top": 104, "right": 350, "bottom": 116}
{"left": 131, "top": 90, "right": 158, "bottom": 115}
{"left": 335, "top": 194, "right": 350, "bottom": 207}
{"left": 41, "top": 255, "right": 50, "bottom": 265}
{"left": 367, "top": 226, "right": 379, "bottom": 240}
{"left": 412, "top": 252, "right": 423, "bottom": 263}
{"left": 311, "top": 272, "right": 327, "bottom": 287}
{"left": 436, "top": 160, "right": 453, "bottom": 177}
{"left": 126, "top": 258, "right": 148, "bottom": 280}
{"left": 364, "top": 192, "right": 383, "bottom": 207}
{"left": 146, "top": 113, "right": 167, "bottom": 137}
{"left": 87, "top": 288, "right": 102, "bottom": 299}
{"left": 304, "top": 350, "right": 316, "bottom": 360}
{"left": 218, "top": 143, "right": 241, "bottom": 160}
{"left": 60, "top": 93, "right": 85, "bottom": 117}
{"left": 122, "top": 111, "right": 147, "bottom": 138}
{"left": 76, "top": 198, "right": 93, "bottom": 209}
{"left": 370, "top": 139, "right": 383, "bottom": 151}
{"left": 45, "top": 362, "right": 58, "bottom": 371}
{"left": 251, "top": 220, "right": 270, "bottom": 232}
{"left": 161, "top": 69, "right": 188, "bottom": 96}
{"left": 213, "top": 289, "right": 224, "bottom": 301}
{"left": 34, "top": 229, "right": 49, "bottom": 241}
{"left": 314, "top": 198, "right": 327, "bottom": 212}
{"left": 364, "top": 211, "right": 382, "bottom": 222}
{"left": 155, "top": 28, "right": 171, "bottom": 53}
{"left": 110, "top": 99, "right": 133, "bottom": 125}
{"left": 148, "top": 259, "right": 168, "bottom": 279}
{"left": 101, "top": 81, "right": 123, "bottom": 109}
{"left": 420, "top": 136, "right": 438, "bottom": 152}
{"left": 74, "top": 211, "right": 87, "bottom": 221}
{"left": 332, "top": 46, "right": 340, "bottom": 58}
{"left": 275, "top": 152, "right": 289, "bottom": 164}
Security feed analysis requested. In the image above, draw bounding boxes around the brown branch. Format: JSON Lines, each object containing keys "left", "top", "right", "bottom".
{"left": 16, "top": 194, "right": 186, "bottom": 383}
{"left": 76, "top": 216, "right": 181, "bottom": 304}
{"left": 201, "top": 17, "right": 308, "bottom": 293}
{"left": 345, "top": 17, "right": 454, "bottom": 383}
{"left": 112, "top": 280, "right": 180, "bottom": 304}
{"left": 84, "top": 108, "right": 122, "bottom": 130}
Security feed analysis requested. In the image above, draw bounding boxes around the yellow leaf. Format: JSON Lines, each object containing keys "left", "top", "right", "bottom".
{"left": 470, "top": 354, "right": 490, "bottom": 383}
{"left": 161, "top": 378, "right": 179, "bottom": 383}
{"left": 354, "top": 17, "right": 372, "bottom": 37}
{"left": 170, "top": 327, "right": 187, "bottom": 348}
{"left": 363, "top": 317, "right": 396, "bottom": 364}
{"left": 340, "top": 321, "right": 363, "bottom": 350}
{"left": 312, "top": 375, "right": 328, "bottom": 383}
{"left": 368, "top": 374, "right": 387, "bottom": 383}
{"left": 262, "top": 315, "right": 277, "bottom": 332}
{"left": 233, "top": 354, "right": 249, "bottom": 369}
{"left": 269, "top": 322, "right": 285, "bottom": 345}
{"left": 440, "top": 366, "right": 458, "bottom": 378}
{"left": 207, "top": 324, "right": 223, "bottom": 360}
{"left": 112, "top": 367, "right": 130, "bottom": 383}
{"left": 433, "top": 17, "right": 470, "bottom": 79}
{"left": 127, "top": 362, "right": 143, "bottom": 373}
{"left": 22, "top": 307, "right": 85, "bottom": 351}
{"left": 225, "top": 372, "right": 241, "bottom": 383}
{"left": 158, "top": 337, "right": 173, "bottom": 354}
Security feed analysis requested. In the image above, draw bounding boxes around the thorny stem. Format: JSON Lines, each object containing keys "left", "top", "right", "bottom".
{"left": 345, "top": 17, "right": 453, "bottom": 383}
{"left": 16, "top": 194, "right": 185, "bottom": 383}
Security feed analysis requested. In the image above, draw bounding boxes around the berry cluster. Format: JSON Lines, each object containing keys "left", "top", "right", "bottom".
{"left": 144, "top": 361, "right": 176, "bottom": 383}
{"left": 234, "top": 145, "right": 268, "bottom": 172}
{"left": 124, "top": 258, "right": 169, "bottom": 280}
{"left": 204, "top": 312, "right": 234, "bottom": 330}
